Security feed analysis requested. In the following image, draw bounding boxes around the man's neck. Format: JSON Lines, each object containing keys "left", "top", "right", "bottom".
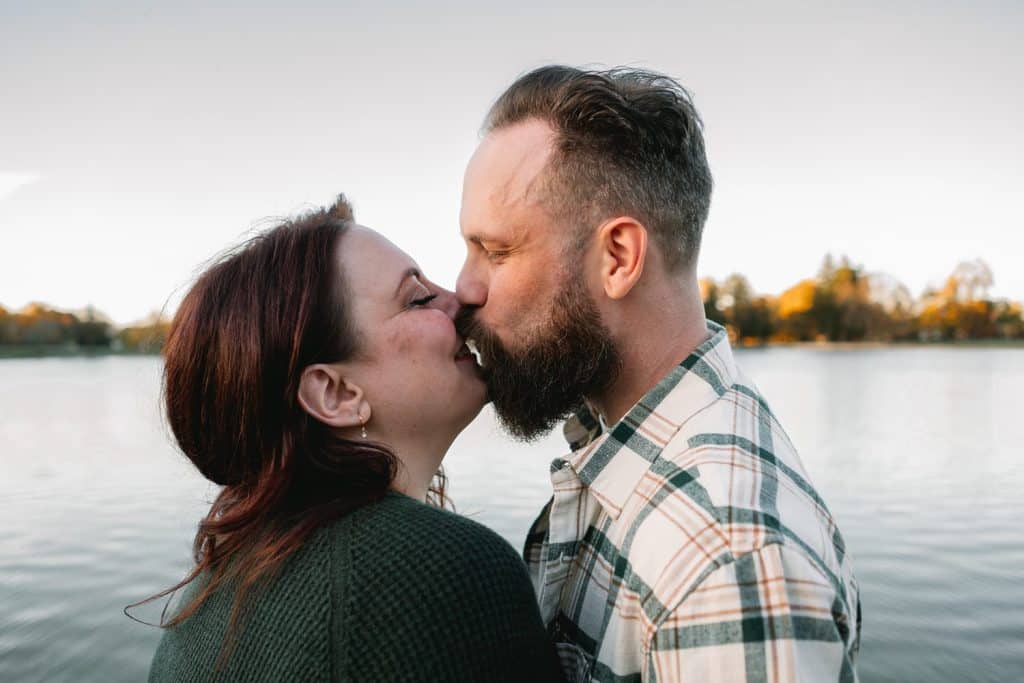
{"left": 591, "top": 283, "right": 709, "bottom": 427}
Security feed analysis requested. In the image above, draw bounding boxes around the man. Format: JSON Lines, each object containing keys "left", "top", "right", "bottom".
{"left": 455, "top": 66, "right": 861, "bottom": 682}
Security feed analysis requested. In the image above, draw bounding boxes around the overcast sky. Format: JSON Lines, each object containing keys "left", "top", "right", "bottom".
{"left": 2, "top": 0, "right": 1021, "bottom": 324}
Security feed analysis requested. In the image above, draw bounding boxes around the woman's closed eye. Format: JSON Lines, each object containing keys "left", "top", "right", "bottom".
{"left": 409, "top": 294, "right": 438, "bottom": 308}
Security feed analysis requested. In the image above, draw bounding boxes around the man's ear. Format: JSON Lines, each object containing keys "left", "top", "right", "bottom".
{"left": 596, "top": 216, "right": 647, "bottom": 300}
{"left": 297, "top": 363, "right": 371, "bottom": 429}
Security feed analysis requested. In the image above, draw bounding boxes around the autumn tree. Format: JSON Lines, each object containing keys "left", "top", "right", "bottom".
{"left": 918, "top": 259, "right": 1002, "bottom": 340}
{"left": 73, "top": 306, "right": 112, "bottom": 347}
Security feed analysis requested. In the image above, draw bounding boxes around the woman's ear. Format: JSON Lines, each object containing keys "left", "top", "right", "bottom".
{"left": 297, "top": 363, "right": 371, "bottom": 429}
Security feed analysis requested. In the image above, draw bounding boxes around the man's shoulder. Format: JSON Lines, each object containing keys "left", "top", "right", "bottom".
{"left": 614, "top": 375, "right": 847, "bottom": 598}
{"left": 662, "top": 369, "right": 817, "bottom": 520}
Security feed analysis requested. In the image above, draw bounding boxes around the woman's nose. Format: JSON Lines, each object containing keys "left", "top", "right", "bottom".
{"left": 432, "top": 286, "right": 460, "bottom": 319}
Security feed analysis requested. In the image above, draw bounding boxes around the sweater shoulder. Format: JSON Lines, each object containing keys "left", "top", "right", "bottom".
{"left": 326, "top": 494, "right": 560, "bottom": 682}
{"left": 327, "top": 492, "right": 523, "bottom": 573}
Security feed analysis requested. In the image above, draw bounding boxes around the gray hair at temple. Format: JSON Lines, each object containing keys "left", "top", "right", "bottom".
{"left": 484, "top": 65, "right": 714, "bottom": 272}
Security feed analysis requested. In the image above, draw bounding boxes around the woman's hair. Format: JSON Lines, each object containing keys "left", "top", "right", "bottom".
{"left": 134, "top": 195, "right": 445, "bottom": 645}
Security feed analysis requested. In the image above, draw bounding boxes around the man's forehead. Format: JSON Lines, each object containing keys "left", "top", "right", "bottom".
{"left": 469, "top": 119, "right": 555, "bottom": 209}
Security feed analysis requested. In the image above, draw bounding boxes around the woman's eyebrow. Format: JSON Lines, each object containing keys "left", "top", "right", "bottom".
{"left": 394, "top": 267, "right": 422, "bottom": 297}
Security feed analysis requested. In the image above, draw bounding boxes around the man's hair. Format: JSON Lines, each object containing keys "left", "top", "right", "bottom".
{"left": 485, "top": 65, "right": 713, "bottom": 271}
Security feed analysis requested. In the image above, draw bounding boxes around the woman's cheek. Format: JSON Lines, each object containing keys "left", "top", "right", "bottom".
{"left": 418, "top": 310, "right": 457, "bottom": 349}
{"left": 384, "top": 324, "right": 415, "bottom": 356}
{"left": 387, "top": 313, "right": 453, "bottom": 357}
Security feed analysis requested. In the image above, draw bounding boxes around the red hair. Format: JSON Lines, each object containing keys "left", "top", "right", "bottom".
{"left": 134, "top": 196, "right": 445, "bottom": 656}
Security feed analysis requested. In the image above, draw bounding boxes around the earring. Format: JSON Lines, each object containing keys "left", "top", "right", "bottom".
{"left": 360, "top": 417, "right": 368, "bottom": 440}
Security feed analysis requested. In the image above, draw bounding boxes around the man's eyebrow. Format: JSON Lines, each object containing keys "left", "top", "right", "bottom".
{"left": 464, "top": 230, "right": 511, "bottom": 246}
{"left": 394, "top": 267, "right": 421, "bottom": 297}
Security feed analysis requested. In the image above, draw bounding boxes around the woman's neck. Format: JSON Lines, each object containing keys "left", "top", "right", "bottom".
{"left": 385, "top": 433, "right": 453, "bottom": 503}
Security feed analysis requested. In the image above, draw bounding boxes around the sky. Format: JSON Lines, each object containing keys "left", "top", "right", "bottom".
{"left": 1, "top": 0, "right": 1021, "bottom": 324}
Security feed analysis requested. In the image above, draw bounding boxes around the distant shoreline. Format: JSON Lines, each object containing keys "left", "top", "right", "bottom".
{"left": 0, "top": 346, "right": 161, "bottom": 360}
{"left": 733, "top": 339, "right": 1024, "bottom": 351}
{"left": 3, "top": 339, "right": 1024, "bottom": 360}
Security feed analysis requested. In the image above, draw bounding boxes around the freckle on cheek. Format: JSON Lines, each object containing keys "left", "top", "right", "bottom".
{"left": 386, "top": 327, "right": 417, "bottom": 356}
{"left": 385, "top": 330, "right": 407, "bottom": 355}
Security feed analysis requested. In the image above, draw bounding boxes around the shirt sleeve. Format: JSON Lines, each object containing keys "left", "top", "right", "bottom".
{"left": 644, "top": 543, "right": 858, "bottom": 683}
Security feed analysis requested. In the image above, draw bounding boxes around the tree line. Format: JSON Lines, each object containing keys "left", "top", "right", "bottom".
{"left": 2, "top": 255, "right": 1022, "bottom": 354}
{"left": 702, "top": 256, "right": 1024, "bottom": 344}
{"left": 0, "top": 304, "right": 168, "bottom": 353}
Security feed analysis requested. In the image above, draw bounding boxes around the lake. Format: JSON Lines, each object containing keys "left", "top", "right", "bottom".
{"left": 1, "top": 349, "right": 1022, "bottom": 682}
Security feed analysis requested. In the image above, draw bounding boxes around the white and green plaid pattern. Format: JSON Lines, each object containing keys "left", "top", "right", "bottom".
{"left": 524, "top": 322, "right": 861, "bottom": 682}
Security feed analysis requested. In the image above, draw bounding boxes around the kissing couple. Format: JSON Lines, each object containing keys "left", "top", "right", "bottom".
{"left": 147, "top": 65, "right": 861, "bottom": 682}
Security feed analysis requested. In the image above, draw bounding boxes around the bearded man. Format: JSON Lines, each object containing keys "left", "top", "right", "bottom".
{"left": 455, "top": 65, "right": 861, "bottom": 682}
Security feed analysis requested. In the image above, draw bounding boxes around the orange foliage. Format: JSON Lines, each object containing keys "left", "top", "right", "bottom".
{"left": 777, "top": 280, "right": 816, "bottom": 318}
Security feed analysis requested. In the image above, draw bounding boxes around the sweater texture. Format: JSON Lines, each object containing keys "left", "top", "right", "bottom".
{"left": 148, "top": 492, "right": 563, "bottom": 682}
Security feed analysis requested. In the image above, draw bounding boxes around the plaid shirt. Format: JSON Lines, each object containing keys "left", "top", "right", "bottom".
{"left": 524, "top": 322, "right": 861, "bottom": 682}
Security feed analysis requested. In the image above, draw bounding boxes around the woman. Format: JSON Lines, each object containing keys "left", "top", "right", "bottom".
{"left": 144, "top": 196, "right": 562, "bottom": 681}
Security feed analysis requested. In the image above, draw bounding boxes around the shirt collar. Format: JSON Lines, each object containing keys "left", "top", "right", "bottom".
{"left": 559, "top": 321, "right": 738, "bottom": 519}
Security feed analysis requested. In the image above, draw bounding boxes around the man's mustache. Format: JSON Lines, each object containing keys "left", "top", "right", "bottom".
{"left": 454, "top": 306, "right": 492, "bottom": 351}
{"left": 453, "top": 306, "right": 477, "bottom": 340}
{"left": 454, "top": 306, "right": 491, "bottom": 367}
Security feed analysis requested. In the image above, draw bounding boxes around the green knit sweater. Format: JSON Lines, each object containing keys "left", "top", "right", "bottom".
{"left": 149, "top": 492, "right": 563, "bottom": 682}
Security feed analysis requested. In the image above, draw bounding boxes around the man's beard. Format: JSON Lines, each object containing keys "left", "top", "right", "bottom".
{"left": 455, "top": 272, "right": 622, "bottom": 442}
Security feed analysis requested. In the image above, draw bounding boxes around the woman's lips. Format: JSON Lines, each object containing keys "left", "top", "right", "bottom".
{"left": 455, "top": 340, "right": 483, "bottom": 367}
{"left": 455, "top": 341, "right": 475, "bottom": 363}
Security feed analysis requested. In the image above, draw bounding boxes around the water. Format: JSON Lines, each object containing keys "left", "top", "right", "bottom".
{"left": 1, "top": 350, "right": 1022, "bottom": 682}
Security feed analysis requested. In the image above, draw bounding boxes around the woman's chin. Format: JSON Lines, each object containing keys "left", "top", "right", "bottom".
{"left": 451, "top": 383, "right": 488, "bottom": 432}
{"left": 431, "top": 365, "right": 488, "bottom": 436}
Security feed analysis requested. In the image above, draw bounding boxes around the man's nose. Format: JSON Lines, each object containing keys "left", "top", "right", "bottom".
{"left": 456, "top": 258, "right": 487, "bottom": 308}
